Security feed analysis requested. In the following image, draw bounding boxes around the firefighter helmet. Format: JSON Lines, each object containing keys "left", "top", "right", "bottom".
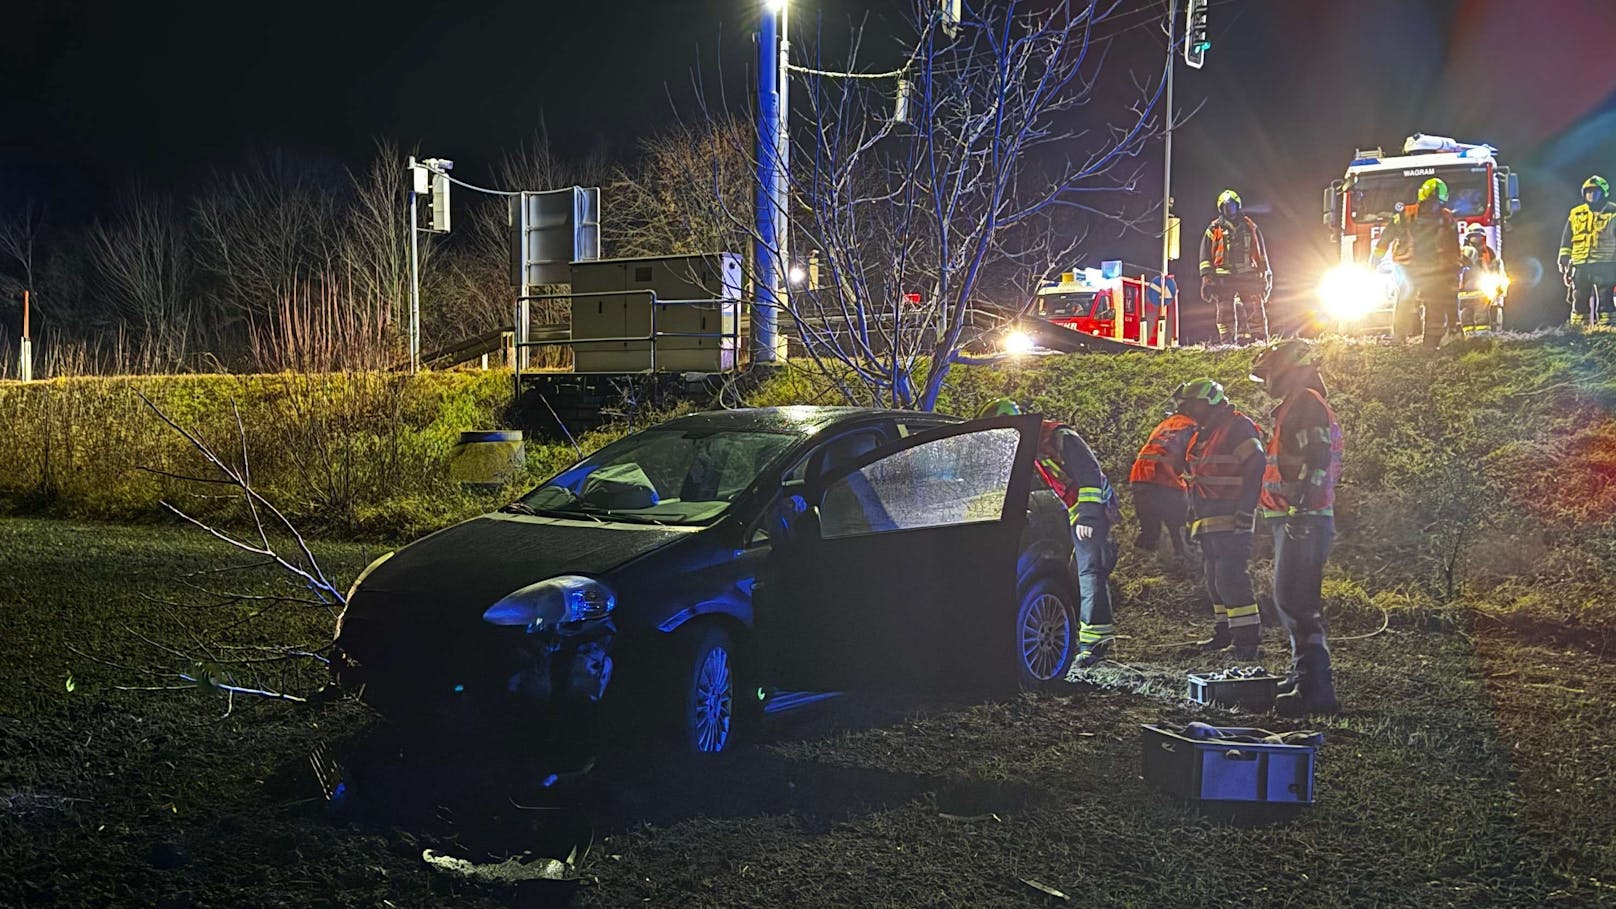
{"left": 1465, "top": 224, "right": 1487, "bottom": 242}
{"left": 1418, "top": 178, "right": 1449, "bottom": 204}
{"left": 1583, "top": 176, "right": 1610, "bottom": 199}
{"left": 1249, "top": 339, "right": 1318, "bottom": 385}
{"left": 1217, "top": 189, "right": 1242, "bottom": 217}
{"left": 977, "top": 397, "right": 1022, "bottom": 418}
{"left": 1173, "top": 377, "right": 1227, "bottom": 408}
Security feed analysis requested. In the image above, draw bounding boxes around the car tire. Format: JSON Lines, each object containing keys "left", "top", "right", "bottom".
{"left": 1016, "top": 574, "right": 1077, "bottom": 692}
{"left": 673, "top": 624, "right": 744, "bottom": 755}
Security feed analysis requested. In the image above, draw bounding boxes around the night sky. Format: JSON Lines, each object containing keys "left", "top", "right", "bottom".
{"left": 4, "top": 0, "right": 1615, "bottom": 333}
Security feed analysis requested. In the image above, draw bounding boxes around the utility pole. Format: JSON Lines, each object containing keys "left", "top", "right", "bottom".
{"left": 753, "top": 1, "right": 785, "bottom": 365}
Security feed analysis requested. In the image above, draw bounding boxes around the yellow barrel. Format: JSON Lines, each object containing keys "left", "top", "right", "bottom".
{"left": 448, "top": 430, "right": 526, "bottom": 491}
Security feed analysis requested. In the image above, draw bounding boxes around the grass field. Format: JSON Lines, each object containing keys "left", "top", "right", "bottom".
{"left": 3, "top": 516, "right": 1612, "bottom": 908}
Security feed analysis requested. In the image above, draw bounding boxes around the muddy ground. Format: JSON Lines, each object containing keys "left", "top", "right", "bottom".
{"left": 2, "top": 518, "right": 1613, "bottom": 908}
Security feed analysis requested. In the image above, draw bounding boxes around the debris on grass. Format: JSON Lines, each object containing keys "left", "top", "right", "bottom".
{"left": 421, "top": 848, "right": 580, "bottom": 886}
{"left": 1020, "top": 877, "right": 1070, "bottom": 900}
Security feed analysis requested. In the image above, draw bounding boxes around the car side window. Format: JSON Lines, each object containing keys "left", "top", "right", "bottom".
{"left": 819, "top": 427, "right": 1019, "bottom": 540}
{"left": 757, "top": 425, "right": 892, "bottom": 546}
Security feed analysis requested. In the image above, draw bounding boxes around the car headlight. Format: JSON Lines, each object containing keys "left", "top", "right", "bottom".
{"left": 1318, "top": 264, "right": 1389, "bottom": 320}
{"left": 1003, "top": 330, "right": 1035, "bottom": 355}
{"left": 481, "top": 575, "right": 617, "bottom": 632}
{"left": 1478, "top": 272, "right": 1509, "bottom": 299}
{"left": 345, "top": 551, "right": 395, "bottom": 603}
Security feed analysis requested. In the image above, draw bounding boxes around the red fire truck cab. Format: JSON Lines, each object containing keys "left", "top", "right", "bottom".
{"left": 1028, "top": 266, "right": 1178, "bottom": 349}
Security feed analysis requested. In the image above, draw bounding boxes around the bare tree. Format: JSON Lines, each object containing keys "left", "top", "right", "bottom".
{"left": 608, "top": 119, "right": 754, "bottom": 258}
{"left": 341, "top": 140, "right": 415, "bottom": 354}
{"left": 0, "top": 200, "right": 43, "bottom": 302}
{"left": 703, "top": 0, "right": 1167, "bottom": 409}
{"left": 87, "top": 189, "right": 194, "bottom": 369}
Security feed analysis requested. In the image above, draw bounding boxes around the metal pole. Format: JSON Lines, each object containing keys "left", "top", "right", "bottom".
{"left": 408, "top": 157, "right": 422, "bottom": 374}
{"left": 752, "top": 9, "right": 781, "bottom": 364}
{"left": 19, "top": 288, "right": 32, "bottom": 382}
{"left": 775, "top": 0, "right": 790, "bottom": 362}
{"left": 1161, "top": 1, "right": 1177, "bottom": 347}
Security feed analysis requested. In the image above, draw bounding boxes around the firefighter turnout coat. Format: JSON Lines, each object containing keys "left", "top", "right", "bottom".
{"left": 1259, "top": 386, "right": 1344, "bottom": 520}
{"left": 1199, "top": 215, "right": 1271, "bottom": 281}
{"left": 1036, "top": 421, "right": 1120, "bottom": 529}
{"left": 1559, "top": 200, "right": 1616, "bottom": 268}
{"left": 1129, "top": 414, "right": 1197, "bottom": 490}
{"left": 1372, "top": 202, "right": 1463, "bottom": 278}
{"left": 1185, "top": 407, "right": 1265, "bottom": 535}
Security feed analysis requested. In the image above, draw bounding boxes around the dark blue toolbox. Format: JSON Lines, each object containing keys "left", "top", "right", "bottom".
{"left": 1141, "top": 724, "right": 1320, "bottom": 805}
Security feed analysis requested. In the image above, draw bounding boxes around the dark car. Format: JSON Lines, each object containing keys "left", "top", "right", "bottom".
{"left": 332, "top": 407, "right": 1080, "bottom": 755}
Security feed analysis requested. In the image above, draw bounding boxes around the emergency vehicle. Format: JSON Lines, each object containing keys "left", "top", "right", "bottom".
{"left": 1319, "top": 133, "right": 1522, "bottom": 335}
{"left": 1019, "top": 264, "right": 1178, "bottom": 350}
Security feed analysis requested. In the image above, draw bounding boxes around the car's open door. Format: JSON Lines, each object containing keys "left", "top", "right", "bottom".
{"left": 759, "top": 414, "right": 1041, "bottom": 694}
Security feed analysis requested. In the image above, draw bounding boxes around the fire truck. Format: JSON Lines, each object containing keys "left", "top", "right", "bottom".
{"left": 1319, "top": 133, "right": 1522, "bottom": 336}
{"left": 1015, "top": 263, "right": 1178, "bottom": 351}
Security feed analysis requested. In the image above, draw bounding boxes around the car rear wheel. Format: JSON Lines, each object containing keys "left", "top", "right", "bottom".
{"left": 1017, "top": 575, "right": 1076, "bottom": 691}
{"left": 677, "top": 625, "right": 740, "bottom": 755}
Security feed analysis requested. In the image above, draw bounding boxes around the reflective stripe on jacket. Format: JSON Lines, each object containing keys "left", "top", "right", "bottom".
{"left": 1186, "top": 409, "right": 1264, "bottom": 533}
{"left": 1259, "top": 389, "right": 1343, "bottom": 518}
{"left": 1199, "top": 215, "right": 1269, "bottom": 277}
{"left": 1129, "top": 414, "right": 1196, "bottom": 489}
{"left": 1559, "top": 202, "right": 1616, "bottom": 266}
{"left": 1034, "top": 420, "right": 1119, "bottom": 527}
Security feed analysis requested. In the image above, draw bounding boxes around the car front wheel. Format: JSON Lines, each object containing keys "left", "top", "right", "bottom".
{"left": 1017, "top": 575, "right": 1076, "bottom": 690}
{"left": 677, "top": 625, "right": 740, "bottom": 754}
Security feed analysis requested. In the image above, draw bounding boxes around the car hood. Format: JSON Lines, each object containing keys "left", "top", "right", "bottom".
{"left": 354, "top": 512, "right": 693, "bottom": 611}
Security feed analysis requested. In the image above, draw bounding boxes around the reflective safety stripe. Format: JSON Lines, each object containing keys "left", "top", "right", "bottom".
{"left": 1224, "top": 603, "right": 1261, "bottom": 629}
{"left": 1233, "top": 437, "right": 1264, "bottom": 461}
{"left": 1212, "top": 603, "right": 1227, "bottom": 617}
{"left": 1195, "top": 475, "right": 1246, "bottom": 486}
{"left": 1077, "top": 486, "right": 1107, "bottom": 502}
{"left": 1308, "top": 468, "right": 1328, "bottom": 486}
{"left": 1190, "top": 514, "right": 1247, "bottom": 534}
{"left": 1079, "top": 623, "right": 1115, "bottom": 644}
{"left": 1067, "top": 501, "right": 1084, "bottom": 525}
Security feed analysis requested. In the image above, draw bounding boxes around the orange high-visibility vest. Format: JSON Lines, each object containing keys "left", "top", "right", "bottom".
{"left": 1129, "top": 414, "right": 1196, "bottom": 489}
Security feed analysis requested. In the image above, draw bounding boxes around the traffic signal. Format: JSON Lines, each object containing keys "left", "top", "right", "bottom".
{"left": 1185, "top": 0, "right": 1209, "bottom": 69}
{"left": 412, "top": 158, "right": 453, "bottom": 234}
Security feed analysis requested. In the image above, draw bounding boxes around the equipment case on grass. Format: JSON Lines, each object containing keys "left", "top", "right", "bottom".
{"left": 1140, "top": 724, "right": 1317, "bottom": 805}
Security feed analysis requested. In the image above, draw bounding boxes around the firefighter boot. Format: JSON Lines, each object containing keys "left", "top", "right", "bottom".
{"left": 1066, "top": 641, "right": 1112, "bottom": 678}
{"left": 1274, "top": 646, "right": 1339, "bottom": 715}
{"left": 1230, "top": 624, "right": 1262, "bottom": 663}
{"left": 1196, "top": 621, "right": 1232, "bottom": 651}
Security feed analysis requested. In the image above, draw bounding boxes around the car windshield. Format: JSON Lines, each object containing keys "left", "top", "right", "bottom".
{"left": 519, "top": 427, "right": 804, "bottom": 525}
{"left": 1347, "top": 165, "right": 1491, "bottom": 223}
{"left": 1035, "top": 292, "right": 1095, "bottom": 318}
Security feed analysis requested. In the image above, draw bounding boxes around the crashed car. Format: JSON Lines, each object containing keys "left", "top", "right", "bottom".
{"left": 332, "top": 406, "right": 1080, "bottom": 755}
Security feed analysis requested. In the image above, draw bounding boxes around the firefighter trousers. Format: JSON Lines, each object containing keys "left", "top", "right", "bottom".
{"left": 1132, "top": 483, "right": 1187, "bottom": 556}
{"left": 1270, "top": 516, "right": 1334, "bottom": 661}
{"left": 1199, "top": 530, "right": 1259, "bottom": 644}
{"left": 1207, "top": 274, "right": 1269, "bottom": 345}
{"left": 1072, "top": 519, "right": 1117, "bottom": 645}
{"left": 1568, "top": 263, "right": 1616, "bottom": 323}
{"left": 1410, "top": 271, "right": 1461, "bottom": 347}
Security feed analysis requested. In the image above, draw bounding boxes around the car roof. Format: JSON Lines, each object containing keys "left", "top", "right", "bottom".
{"left": 656, "top": 405, "right": 961, "bottom": 435}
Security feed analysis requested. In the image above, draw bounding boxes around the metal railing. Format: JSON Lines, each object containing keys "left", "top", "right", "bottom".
{"left": 513, "top": 289, "right": 744, "bottom": 381}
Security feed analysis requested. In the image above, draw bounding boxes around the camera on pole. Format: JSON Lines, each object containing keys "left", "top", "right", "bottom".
{"left": 1185, "top": 0, "right": 1209, "bottom": 69}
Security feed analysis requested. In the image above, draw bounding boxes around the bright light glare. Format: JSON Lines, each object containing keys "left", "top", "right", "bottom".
{"left": 1318, "top": 264, "right": 1388, "bottom": 320}
{"left": 765, "top": 0, "right": 786, "bottom": 11}
{"left": 787, "top": 264, "right": 807, "bottom": 285}
{"left": 1003, "top": 330, "right": 1035, "bottom": 355}
{"left": 1478, "top": 272, "right": 1510, "bottom": 299}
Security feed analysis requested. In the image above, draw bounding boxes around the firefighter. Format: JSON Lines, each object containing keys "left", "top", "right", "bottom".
{"left": 978, "top": 399, "right": 1120, "bottom": 673}
{"left": 1199, "top": 189, "right": 1273, "bottom": 346}
{"left": 1558, "top": 176, "right": 1616, "bottom": 328}
{"left": 1178, "top": 378, "right": 1266, "bottom": 660}
{"left": 1250, "top": 340, "right": 1344, "bottom": 715}
{"left": 1371, "top": 178, "right": 1465, "bottom": 348}
{"left": 1128, "top": 407, "right": 1197, "bottom": 558}
{"left": 1462, "top": 225, "right": 1500, "bottom": 275}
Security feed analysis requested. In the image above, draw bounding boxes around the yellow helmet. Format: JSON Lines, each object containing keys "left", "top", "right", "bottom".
{"left": 977, "top": 397, "right": 1022, "bottom": 418}
{"left": 1418, "top": 178, "right": 1449, "bottom": 204}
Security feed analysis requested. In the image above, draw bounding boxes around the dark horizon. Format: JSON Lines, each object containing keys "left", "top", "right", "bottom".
{"left": 5, "top": 0, "right": 1616, "bottom": 332}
